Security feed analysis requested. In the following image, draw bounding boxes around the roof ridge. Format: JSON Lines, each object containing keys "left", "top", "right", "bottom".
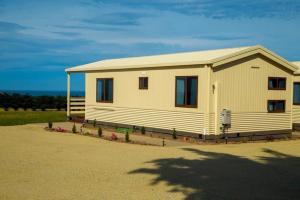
{"left": 100, "top": 45, "right": 255, "bottom": 62}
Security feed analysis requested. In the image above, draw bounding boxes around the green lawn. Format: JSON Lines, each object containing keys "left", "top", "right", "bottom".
{"left": 0, "top": 110, "right": 67, "bottom": 126}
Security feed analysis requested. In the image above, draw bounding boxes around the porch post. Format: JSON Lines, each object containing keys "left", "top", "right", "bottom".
{"left": 67, "top": 72, "right": 71, "bottom": 118}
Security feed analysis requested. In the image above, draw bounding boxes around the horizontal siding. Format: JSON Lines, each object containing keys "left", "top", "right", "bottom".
{"left": 209, "top": 113, "right": 215, "bottom": 134}
{"left": 221, "top": 112, "right": 291, "bottom": 134}
{"left": 85, "top": 105, "right": 204, "bottom": 134}
{"left": 292, "top": 105, "right": 300, "bottom": 123}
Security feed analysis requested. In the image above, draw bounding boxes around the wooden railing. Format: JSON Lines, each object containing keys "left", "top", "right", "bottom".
{"left": 69, "top": 97, "right": 85, "bottom": 115}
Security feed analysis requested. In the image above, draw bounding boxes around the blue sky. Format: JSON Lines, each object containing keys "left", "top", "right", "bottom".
{"left": 1, "top": 0, "right": 300, "bottom": 91}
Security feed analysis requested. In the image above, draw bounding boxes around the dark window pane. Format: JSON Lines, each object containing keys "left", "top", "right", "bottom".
{"left": 187, "top": 77, "right": 197, "bottom": 105}
{"left": 269, "top": 79, "right": 277, "bottom": 89}
{"left": 278, "top": 79, "right": 285, "bottom": 89}
{"left": 144, "top": 78, "right": 148, "bottom": 88}
{"left": 268, "top": 102, "right": 274, "bottom": 112}
{"left": 96, "top": 80, "right": 104, "bottom": 101}
{"left": 176, "top": 78, "right": 185, "bottom": 105}
{"left": 294, "top": 83, "right": 300, "bottom": 104}
{"left": 277, "top": 101, "right": 284, "bottom": 110}
{"left": 106, "top": 79, "right": 113, "bottom": 101}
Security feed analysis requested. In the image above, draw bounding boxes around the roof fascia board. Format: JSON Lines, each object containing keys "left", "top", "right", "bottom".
{"left": 65, "top": 61, "right": 208, "bottom": 73}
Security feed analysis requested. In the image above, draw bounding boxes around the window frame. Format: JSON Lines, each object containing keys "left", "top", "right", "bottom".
{"left": 96, "top": 78, "right": 114, "bottom": 103}
{"left": 175, "top": 76, "right": 198, "bottom": 108}
{"left": 268, "top": 77, "right": 286, "bottom": 90}
{"left": 267, "top": 100, "right": 285, "bottom": 113}
{"left": 139, "top": 77, "right": 148, "bottom": 90}
{"left": 293, "top": 82, "right": 300, "bottom": 105}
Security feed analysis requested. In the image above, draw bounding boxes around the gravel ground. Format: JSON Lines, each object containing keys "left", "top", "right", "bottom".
{"left": 0, "top": 124, "right": 299, "bottom": 200}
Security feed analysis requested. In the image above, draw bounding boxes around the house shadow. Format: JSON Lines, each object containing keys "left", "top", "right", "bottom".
{"left": 129, "top": 148, "right": 300, "bottom": 200}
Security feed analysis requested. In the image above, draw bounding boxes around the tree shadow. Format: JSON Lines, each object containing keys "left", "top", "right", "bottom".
{"left": 129, "top": 148, "right": 300, "bottom": 200}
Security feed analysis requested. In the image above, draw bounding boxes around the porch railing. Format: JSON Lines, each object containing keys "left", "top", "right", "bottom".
{"left": 68, "top": 97, "right": 85, "bottom": 116}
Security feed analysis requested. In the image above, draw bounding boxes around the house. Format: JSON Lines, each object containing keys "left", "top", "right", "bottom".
{"left": 65, "top": 45, "right": 300, "bottom": 140}
{"left": 292, "top": 61, "right": 300, "bottom": 130}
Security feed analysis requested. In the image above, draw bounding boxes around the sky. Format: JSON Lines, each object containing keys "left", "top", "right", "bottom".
{"left": 0, "top": 0, "right": 300, "bottom": 91}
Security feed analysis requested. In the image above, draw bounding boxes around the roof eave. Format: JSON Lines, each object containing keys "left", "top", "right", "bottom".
{"left": 65, "top": 61, "right": 210, "bottom": 73}
{"left": 211, "top": 45, "right": 298, "bottom": 72}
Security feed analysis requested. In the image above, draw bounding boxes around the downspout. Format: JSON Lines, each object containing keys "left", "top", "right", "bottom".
{"left": 205, "top": 64, "right": 211, "bottom": 136}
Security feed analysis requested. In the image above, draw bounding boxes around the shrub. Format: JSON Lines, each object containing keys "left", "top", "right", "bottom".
{"left": 111, "top": 133, "right": 118, "bottom": 140}
{"left": 48, "top": 122, "right": 53, "bottom": 129}
{"left": 72, "top": 123, "right": 77, "bottom": 133}
{"left": 125, "top": 131, "right": 130, "bottom": 142}
{"left": 172, "top": 128, "right": 177, "bottom": 139}
{"left": 98, "top": 127, "right": 102, "bottom": 137}
{"left": 93, "top": 119, "right": 97, "bottom": 127}
{"left": 12, "top": 105, "right": 18, "bottom": 111}
{"left": 141, "top": 126, "right": 145, "bottom": 135}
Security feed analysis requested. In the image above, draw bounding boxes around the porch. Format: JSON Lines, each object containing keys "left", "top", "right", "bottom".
{"left": 67, "top": 73, "right": 85, "bottom": 119}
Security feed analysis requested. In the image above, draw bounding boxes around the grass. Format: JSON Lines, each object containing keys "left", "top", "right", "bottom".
{"left": 0, "top": 124, "right": 299, "bottom": 199}
{"left": 0, "top": 110, "right": 66, "bottom": 126}
{"left": 116, "top": 127, "right": 133, "bottom": 134}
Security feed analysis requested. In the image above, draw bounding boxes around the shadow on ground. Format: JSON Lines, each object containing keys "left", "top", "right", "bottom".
{"left": 129, "top": 148, "right": 300, "bottom": 200}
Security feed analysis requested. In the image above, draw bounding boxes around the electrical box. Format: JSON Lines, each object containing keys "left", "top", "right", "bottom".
{"left": 221, "top": 109, "right": 231, "bottom": 125}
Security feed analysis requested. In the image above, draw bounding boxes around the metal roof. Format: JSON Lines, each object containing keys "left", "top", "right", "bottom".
{"left": 65, "top": 45, "right": 298, "bottom": 73}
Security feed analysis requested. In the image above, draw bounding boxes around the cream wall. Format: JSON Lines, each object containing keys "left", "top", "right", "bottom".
{"left": 85, "top": 66, "right": 210, "bottom": 134}
{"left": 211, "top": 55, "right": 293, "bottom": 134}
{"left": 84, "top": 55, "right": 294, "bottom": 136}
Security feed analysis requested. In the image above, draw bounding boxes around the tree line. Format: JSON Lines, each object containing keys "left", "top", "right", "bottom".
{"left": 0, "top": 93, "right": 67, "bottom": 111}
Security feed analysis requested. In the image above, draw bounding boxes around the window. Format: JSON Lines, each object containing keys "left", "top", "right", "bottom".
{"left": 267, "top": 100, "right": 285, "bottom": 113}
{"left": 175, "top": 76, "right": 198, "bottom": 108}
{"left": 294, "top": 82, "right": 300, "bottom": 105}
{"left": 96, "top": 78, "right": 113, "bottom": 103}
{"left": 268, "top": 77, "right": 286, "bottom": 90}
{"left": 139, "top": 77, "right": 148, "bottom": 89}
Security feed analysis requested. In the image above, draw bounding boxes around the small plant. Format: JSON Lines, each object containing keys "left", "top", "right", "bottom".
{"left": 111, "top": 133, "right": 118, "bottom": 140}
{"left": 72, "top": 123, "right": 77, "bottom": 133}
{"left": 48, "top": 122, "right": 53, "bottom": 129}
{"left": 141, "top": 126, "right": 145, "bottom": 135}
{"left": 93, "top": 119, "right": 97, "bottom": 127}
{"left": 266, "top": 135, "right": 274, "bottom": 142}
{"left": 172, "top": 128, "right": 177, "bottom": 139}
{"left": 98, "top": 127, "right": 103, "bottom": 137}
{"left": 125, "top": 131, "right": 130, "bottom": 142}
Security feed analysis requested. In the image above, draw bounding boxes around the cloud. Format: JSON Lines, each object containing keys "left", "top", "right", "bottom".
{"left": 82, "top": 12, "right": 149, "bottom": 26}
{"left": 98, "top": 0, "right": 300, "bottom": 19}
{"left": 0, "top": 21, "right": 28, "bottom": 32}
